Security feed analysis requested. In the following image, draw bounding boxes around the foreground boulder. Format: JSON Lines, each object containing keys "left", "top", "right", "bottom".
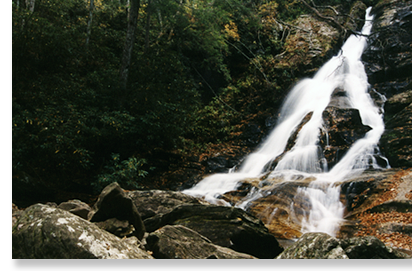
{"left": 341, "top": 235, "right": 410, "bottom": 259}
{"left": 12, "top": 204, "right": 153, "bottom": 259}
{"left": 146, "top": 225, "right": 256, "bottom": 259}
{"left": 277, "top": 232, "right": 410, "bottom": 259}
{"left": 87, "top": 182, "right": 145, "bottom": 240}
{"left": 277, "top": 232, "right": 348, "bottom": 259}
{"left": 144, "top": 204, "right": 283, "bottom": 258}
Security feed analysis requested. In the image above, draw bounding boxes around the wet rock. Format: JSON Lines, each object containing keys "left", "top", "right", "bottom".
{"left": 277, "top": 232, "right": 410, "bottom": 259}
{"left": 238, "top": 179, "right": 313, "bottom": 240}
{"left": 339, "top": 169, "right": 410, "bottom": 215}
{"left": 143, "top": 204, "right": 283, "bottom": 258}
{"left": 320, "top": 106, "right": 372, "bottom": 169}
{"left": 266, "top": 112, "right": 314, "bottom": 171}
{"left": 146, "top": 225, "right": 256, "bottom": 259}
{"left": 58, "top": 199, "right": 91, "bottom": 220}
{"left": 328, "top": 88, "right": 352, "bottom": 109}
{"left": 126, "top": 189, "right": 209, "bottom": 220}
{"left": 221, "top": 168, "right": 412, "bottom": 252}
{"left": 12, "top": 204, "right": 153, "bottom": 259}
{"left": 88, "top": 182, "right": 145, "bottom": 240}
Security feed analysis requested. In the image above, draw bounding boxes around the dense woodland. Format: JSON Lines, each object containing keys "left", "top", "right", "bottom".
{"left": 12, "top": 0, "right": 379, "bottom": 202}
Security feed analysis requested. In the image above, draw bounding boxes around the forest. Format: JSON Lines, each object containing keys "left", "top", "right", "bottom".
{"left": 12, "top": 0, "right": 378, "bottom": 204}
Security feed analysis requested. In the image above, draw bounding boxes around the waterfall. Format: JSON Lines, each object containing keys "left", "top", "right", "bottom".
{"left": 183, "top": 8, "right": 386, "bottom": 237}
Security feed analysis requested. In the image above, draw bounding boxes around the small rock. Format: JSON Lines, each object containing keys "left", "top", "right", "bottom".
{"left": 58, "top": 199, "right": 91, "bottom": 220}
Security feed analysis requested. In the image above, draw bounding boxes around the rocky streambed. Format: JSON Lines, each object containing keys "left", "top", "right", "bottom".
{"left": 219, "top": 168, "right": 412, "bottom": 254}
{"left": 12, "top": 175, "right": 412, "bottom": 259}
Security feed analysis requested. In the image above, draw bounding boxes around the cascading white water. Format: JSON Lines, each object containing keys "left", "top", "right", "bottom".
{"left": 183, "top": 8, "right": 387, "bottom": 236}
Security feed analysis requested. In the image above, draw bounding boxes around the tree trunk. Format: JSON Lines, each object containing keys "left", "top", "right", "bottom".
{"left": 25, "top": 0, "right": 35, "bottom": 12}
{"left": 85, "top": 0, "right": 94, "bottom": 49}
{"left": 119, "top": 0, "right": 140, "bottom": 93}
{"left": 144, "top": 0, "right": 151, "bottom": 52}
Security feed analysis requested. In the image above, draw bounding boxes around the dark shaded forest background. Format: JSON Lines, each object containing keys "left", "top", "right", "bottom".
{"left": 12, "top": 0, "right": 378, "bottom": 205}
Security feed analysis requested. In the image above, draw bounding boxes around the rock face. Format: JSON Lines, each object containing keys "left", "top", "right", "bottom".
{"left": 144, "top": 204, "right": 283, "bottom": 259}
{"left": 12, "top": 204, "right": 153, "bottom": 259}
{"left": 363, "top": 0, "right": 412, "bottom": 168}
{"left": 87, "top": 182, "right": 145, "bottom": 240}
{"left": 320, "top": 106, "right": 373, "bottom": 169}
{"left": 146, "top": 225, "right": 256, "bottom": 259}
{"left": 277, "top": 232, "right": 410, "bottom": 259}
{"left": 365, "top": 0, "right": 412, "bottom": 84}
{"left": 381, "top": 96, "right": 412, "bottom": 168}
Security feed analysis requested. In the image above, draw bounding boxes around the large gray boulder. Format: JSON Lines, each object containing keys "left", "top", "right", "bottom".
{"left": 277, "top": 232, "right": 410, "bottom": 259}
{"left": 144, "top": 204, "right": 283, "bottom": 259}
{"left": 146, "top": 225, "right": 256, "bottom": 259}
{"left": 277, "top": 232, "right": 348, "bottom": 259}
{"left": 12, "top": 204, "right": 153, "bottom": 259}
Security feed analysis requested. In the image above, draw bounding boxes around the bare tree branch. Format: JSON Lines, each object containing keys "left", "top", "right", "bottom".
{"left": 300, "top": 0, "right": 346, "bottom": 36}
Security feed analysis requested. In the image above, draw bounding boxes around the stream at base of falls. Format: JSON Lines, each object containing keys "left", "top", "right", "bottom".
{"left": 183, "top": 7, "right": 390, "bottom": 238}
